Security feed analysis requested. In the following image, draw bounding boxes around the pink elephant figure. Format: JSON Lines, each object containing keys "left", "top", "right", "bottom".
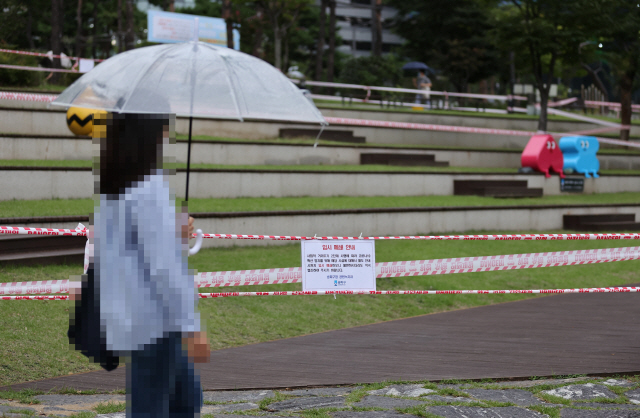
{"left": 521, "top": 134, "right": 565, "bottom": 178}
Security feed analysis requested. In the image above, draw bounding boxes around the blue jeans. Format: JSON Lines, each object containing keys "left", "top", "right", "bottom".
{"left": 127, "top": 332, "right": 202, "bottom": 418}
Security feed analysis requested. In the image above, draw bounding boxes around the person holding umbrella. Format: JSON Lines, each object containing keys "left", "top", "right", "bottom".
{"left": 413, "top": 69, "right": 432, "bottom": 107}
{"left": 54, "top": 39, "right": 326, "bottom": 416}
{"left": 70, "top": 106, "right": 209, "bottom": 418}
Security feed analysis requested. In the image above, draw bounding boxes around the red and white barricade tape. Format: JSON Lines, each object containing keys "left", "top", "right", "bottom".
{"left": 0, "top": 48, "right": 104, "bottom": 62}
{"left": 5, "top": 226, "right": 640, "bottom": 241}
{"left": 0, "top": 91, "right": 57, "bottom": 103}
{"left": 196, "top": 268, "right": 301, "bottom": 288}
{"left": 7, "top": 246, "right": 640, "bottom": 295}
{"left": 0, "top": 226, "right": 87, "bottom": 236}
{"left": 196, "top": 246, "right": 640, "bottom": 287}
{"left": 198, "top": 287, "right": 640, "bottom": 298}
{"left": 2, "top": 295, "right": 71, "bottom": 300}
{"left": 3, "top": 286, "right": 639, "bottom": 300}
{"left": 0, "top": 64, "right": 79, "bottom": 73}
{"left": 0, "top": 280, "right": 70, "bottom": 295}
{"left": 201, "top": 232, "right": 640, "bottom": 242}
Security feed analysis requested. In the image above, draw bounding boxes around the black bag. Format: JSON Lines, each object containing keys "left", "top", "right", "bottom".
{"left": 68, "top": 267, "right": 119, "bottom": 371}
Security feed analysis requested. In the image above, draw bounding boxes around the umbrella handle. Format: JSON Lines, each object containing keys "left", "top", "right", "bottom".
{"left": 188, "top": 229, "right": 204, "bottom": 256}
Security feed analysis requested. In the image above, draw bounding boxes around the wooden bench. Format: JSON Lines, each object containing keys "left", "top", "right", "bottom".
{"left": 360, "top": 153, "right": 449, "bottom": 167}
{"left": 563, "top": 214, "right": 640, "bottom": 231}
{"left": 279, "top": 128, "right": 366, "bottom": 143}
{"left": 0, "top": 235, "right": 85, "bottom": 266}
{"left": 453, "top": 180, "right": 543, "bottom": 198}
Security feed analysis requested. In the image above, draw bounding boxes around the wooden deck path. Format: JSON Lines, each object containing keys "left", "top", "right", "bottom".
{"left": 4, "top": 291, "right": 640, "bottom": 392}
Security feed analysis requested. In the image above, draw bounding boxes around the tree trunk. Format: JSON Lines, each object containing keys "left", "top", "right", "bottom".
{"left": 619, "top": 69, "right": 635, "bottom": 141}
{"left": 274, "top": 26, "right": 282, "bottom": 70}
{"left": 92, "top": 0, "right": 98, "bottom": 58}
{"left": 162, "top": 0, "right": 174, "bottom": 11}
{"left": 537, "top": 84, "right": 549, "bottom": 132}
{"left": 222, "top": 0, "right": 234, "bottom": 49}
{"left": 508, "top": 51, "right": 515, "bottom": 113}
{"left": 117, "top": 0, "right": 123, "bottom": 52}
{"left": 124, "top": 0, "right": 134, "bottom": 50}
{"left": 75, "top": 0, "right": 84, "bottom": 58}
{"left": 315, "top": 0, "right": 326, "bottom": 80}
{"left": 50, "top": 0, "right": 63, "bottom": 83}
{"left": 327, "top": 0, "right": 336, "bottom": 82}
{"left": 26, "top": 2, "right": 35, "bottom": 49}
{"left": 283, "top": 35, "right": 289, "bottom": 72}
{"left": 251, "top": 8, "right": 264, "bottom": 58}
{"left": 371, "top": 0, "right": 382, "bottom": 56}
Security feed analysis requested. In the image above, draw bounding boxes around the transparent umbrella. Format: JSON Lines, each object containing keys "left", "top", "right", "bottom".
{"left": 51, "top": 40, "right": 327, "bottom": 199}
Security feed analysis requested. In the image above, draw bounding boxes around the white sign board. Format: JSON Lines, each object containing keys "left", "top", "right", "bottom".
{"left": 78, "top": 59, "right": 95, "bottom": 73}
{"left": 147, "top": 10, "right": 240, "bottom": 50}
{"left": 302, "top": 240, "right": 376, "bottom": 292}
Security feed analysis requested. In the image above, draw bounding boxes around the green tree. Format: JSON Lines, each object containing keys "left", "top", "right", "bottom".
{"left": 256, "top": 0, "right": 311, "bottom": 70}
{"left": 338, "top": 54, "right": 402, "bottom": 87}
{"left": 494, "top": 0, "right": 588, "bottom": 131}
{"left": 388, "top": 0, "right": 500, "bottom": 93}
{"left": 583, "top": 0, "right": 640, "bottom": 141}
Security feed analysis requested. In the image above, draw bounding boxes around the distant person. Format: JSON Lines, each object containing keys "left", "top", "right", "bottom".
{"left": 70, "top": 110, "right": 209, "bottom": 418}
{"left": 413, "top": 69, "right": 432, "bottom": 107}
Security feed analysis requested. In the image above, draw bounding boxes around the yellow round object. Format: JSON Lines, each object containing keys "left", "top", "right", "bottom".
{"left": 66, "top": 107, "right": 100, "bottom": 136}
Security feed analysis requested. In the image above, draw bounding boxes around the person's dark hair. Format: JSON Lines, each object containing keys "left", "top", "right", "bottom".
{"left": 96, "top": 113, "right": 168, "bottom": 198}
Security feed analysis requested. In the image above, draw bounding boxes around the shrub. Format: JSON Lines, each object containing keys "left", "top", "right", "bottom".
{"left": 0, "top": 51, "right": 43, "bottom": 87}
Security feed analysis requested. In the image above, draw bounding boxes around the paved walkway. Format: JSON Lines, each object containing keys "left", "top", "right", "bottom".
{"left": 5, "top": 291, "right": 640, "bottom": 393}
{"left": 2, "top": 376, "right": 640, "bottom": 417}
{"left": 3, "top": 292, "right": 640, "bottom": 417}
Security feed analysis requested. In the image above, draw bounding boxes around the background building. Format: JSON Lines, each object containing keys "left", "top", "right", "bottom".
{"left": 326, "top": 0, "right": 404, "bottom": 57}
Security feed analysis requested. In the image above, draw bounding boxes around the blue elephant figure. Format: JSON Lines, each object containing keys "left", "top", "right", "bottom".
{"left": 559, "top": 136, "right": 600, "bottom": 178}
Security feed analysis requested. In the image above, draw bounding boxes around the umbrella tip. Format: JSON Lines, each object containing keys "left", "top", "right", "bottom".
{"left": 192, "top": 17, "right": 199, "bottom": 42}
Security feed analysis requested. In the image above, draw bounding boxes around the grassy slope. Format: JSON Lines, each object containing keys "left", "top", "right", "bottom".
{"left": 1, "top": 192, "right": 640, "bottom": 219}
{"left": 1, "top": 235, "right": 639, "bottom": 387}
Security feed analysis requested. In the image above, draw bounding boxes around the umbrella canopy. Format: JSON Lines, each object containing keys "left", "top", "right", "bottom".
{"left": 401, "top": 61, "right": 436, "bottom": 75}
{"left": 51, "top": 41, "right": 327, "bottom": 201}
{"left": 51, "top": 41, "right": 326, "bottom": 125}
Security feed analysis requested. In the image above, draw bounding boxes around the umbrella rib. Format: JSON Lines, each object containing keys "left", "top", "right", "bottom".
{"left": 116, "top": 44, "right": 178, "bottom": 113}
{"left": 214, "top": 49, "right": 243, "bottom": 122}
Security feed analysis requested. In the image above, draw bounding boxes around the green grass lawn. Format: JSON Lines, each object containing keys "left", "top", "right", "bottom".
{"left": 1, "top": 192, "right": 640, "bottom": 219}
{"left": 1, "top": 234, "right": 639, "bottom": 387}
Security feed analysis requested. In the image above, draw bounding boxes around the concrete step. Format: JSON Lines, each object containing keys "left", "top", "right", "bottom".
{"left": 3, "top": 134, "right": 640, "bottom": 170}
{"left": 3, "top": 204, "right": 640, "bottom": 249}
{"left": 2, "top": 167, "right": 640, "bottom": 200}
